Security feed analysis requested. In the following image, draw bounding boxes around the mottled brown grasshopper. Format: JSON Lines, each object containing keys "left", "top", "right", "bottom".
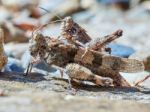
{"left": 26, "top": 16, "right": 145, "bottom": 88}
{"left": 26, "top": 32, "right": 114, "bottom": 87}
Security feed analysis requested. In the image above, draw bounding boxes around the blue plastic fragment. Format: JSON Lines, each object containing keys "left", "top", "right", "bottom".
{"left": 4, "top": 57, "right": 24, "bottom": 72}
{"left": 107, "top": 43, "right": 135, "bottom": 58}
{"left": 97, "top": 0, "right": 129, "bottom": 4}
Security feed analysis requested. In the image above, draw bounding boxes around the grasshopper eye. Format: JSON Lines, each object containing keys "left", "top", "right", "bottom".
{"left": 30, "top": 52, "right": 34, "bottom": 56}
{"left": 68, "top": 28, "right": 76, "bottom": 35}
{"left": 41, "top": 45, "right": 46, "bottom": 49}
{"left": 71, "top": 28, "right": 76, "bottom": 34}
{"left": 30, "top": 51, "right": 37, "bottom": 56}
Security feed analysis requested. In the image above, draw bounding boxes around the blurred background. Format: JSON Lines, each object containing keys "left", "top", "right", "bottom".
{"left": 0, "top": 0, "right": 150, "bottom": 84}
{"left": 1, "top": 0, "right": 150, "bottom": 77}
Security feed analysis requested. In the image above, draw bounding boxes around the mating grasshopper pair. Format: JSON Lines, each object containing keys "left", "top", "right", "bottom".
{"left": 26, "top": 16, "right": 145, "bottom": 88}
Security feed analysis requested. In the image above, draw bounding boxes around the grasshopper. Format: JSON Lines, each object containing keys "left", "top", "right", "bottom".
{"left": 26, "top": 16, "right": 145, "bottom": 88}
{"left": 26, "top": 32, "right": 114, "bottom": 87}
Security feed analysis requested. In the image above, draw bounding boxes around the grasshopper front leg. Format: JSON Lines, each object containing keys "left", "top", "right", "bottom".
{"left": 25, "top": 56, "right": 40, "bottom": 76}
{"left": 25, "top": 62, "right": 33, "bottom": 76}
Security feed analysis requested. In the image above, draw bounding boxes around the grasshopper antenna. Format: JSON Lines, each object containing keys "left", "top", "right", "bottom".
{"left": 31, "top": 6, "right": 64, "bottom": 36}
{"left": 32, "top": 6, "right": 65, "bottom": 37}
{"left": 32, "top": 19, "right": 63, "bottom": 37}
{"left": 39, "top": 6, "right": 63, "bottom": 21}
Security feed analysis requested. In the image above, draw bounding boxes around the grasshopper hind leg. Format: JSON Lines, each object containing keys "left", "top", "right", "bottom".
{"left": 134, "top": 74, "right": 150, "bottom": 87}
{"left": 65, "top": 63, "right": 114, "bottom": 87}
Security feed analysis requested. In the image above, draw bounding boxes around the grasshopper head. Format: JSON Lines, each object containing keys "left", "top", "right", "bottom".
{"left": 61, "top": 16, "right": 91, "bottom": 43}
{"left": 29, "top": 33, "right": 48, "bottom": 58}
{"left": 61, "top": 16, "right": 78, "bottom": 39}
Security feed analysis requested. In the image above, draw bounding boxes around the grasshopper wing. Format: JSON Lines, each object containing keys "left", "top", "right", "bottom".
{"left": 102, "top": 56, "right": 144, "bottom": 73}
{"left": 74, "top": 48, "right": 144, "bottom": 73}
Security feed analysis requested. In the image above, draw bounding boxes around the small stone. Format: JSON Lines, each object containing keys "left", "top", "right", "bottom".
{"left": 1, "top": 23, "right": 28, "bottom": 43}
{"left": 1, "top": 0, "right": 38, "bottom": 11}
{"left": 0, "top": 89, "right": 5, "bottom": 96}
{"left": 0, "top": 7, "right": 12, "bottom": 23}
{"left": 141, "top": 1, "right": 150, "bottom": 10}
